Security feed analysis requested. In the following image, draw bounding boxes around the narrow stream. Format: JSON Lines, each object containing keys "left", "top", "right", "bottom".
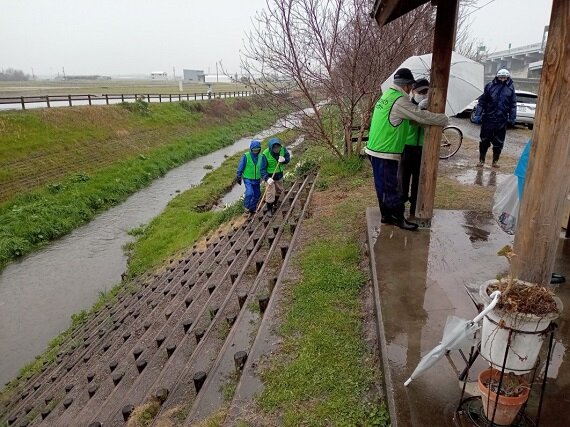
{"left": 0, "top": 115, "right": 302, "bottom": 385}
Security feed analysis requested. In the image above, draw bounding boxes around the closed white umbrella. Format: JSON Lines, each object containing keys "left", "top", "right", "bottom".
{"left": 381, "top": 51, "right": 484, "bottom": 116}
{"left": 404, "top": 291, "right": 501, "bottom": 386}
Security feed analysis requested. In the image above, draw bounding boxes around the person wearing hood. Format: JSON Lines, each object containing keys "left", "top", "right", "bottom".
{"left": 400, "top": 78, "right": 430, "bottom": 219}
{"left": 477, "top": 68, "right": 517, "bottom": 168}
{"left": 260, "top": 137, "right": 290, "bottom": 217}
{"left": 236, "top": 139, "right": 262, "bottom": 216}
{"left": 366, "top": 68, "right": 448, "bottom": 231}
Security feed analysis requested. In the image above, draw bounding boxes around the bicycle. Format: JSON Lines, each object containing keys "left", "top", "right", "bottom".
{"left": 439, "top": 125, "right": 463, "bottom": 159}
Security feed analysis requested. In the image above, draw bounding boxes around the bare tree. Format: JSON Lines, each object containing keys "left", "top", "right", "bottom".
{"left": 241, "top": 0, "right": 434, "bottom": 157}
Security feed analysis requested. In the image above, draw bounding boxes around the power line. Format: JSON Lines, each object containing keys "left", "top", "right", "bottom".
{"left": 462, "top": 0, "right": 498, "bottom": 19}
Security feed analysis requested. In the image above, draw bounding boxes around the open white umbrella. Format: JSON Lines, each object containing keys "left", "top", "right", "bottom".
{"left": 404, "top": 291, "right": 500, "bottom": 386}
{"left": 381, "top": 51, "right": 484, "bottom": 116}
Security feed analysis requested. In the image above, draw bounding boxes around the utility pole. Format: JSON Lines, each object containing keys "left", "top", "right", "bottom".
{"left": 62, "top": 67, "right": 66, "bottom": 80}
{"left": 216, "top": 62, "right": 219, "bottom": 83}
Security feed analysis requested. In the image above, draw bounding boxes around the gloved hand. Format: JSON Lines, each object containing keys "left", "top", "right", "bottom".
{"left": 278, "top": 156, "right": 286, "bottom": 163}
{"left": 267, "top": 178, "right": 274, "bottom": 186}
{"left": 236, "top": 177, "right": 242, "bottom": 185}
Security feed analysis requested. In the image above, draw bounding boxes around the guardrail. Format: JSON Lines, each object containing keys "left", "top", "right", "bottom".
{"left": 0, "top": 91, "right": 260, "bottom": 110}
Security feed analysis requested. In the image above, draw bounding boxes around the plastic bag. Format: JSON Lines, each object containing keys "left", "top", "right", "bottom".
{"left": 493, "top": 175, "right": 520, "bottom": 235}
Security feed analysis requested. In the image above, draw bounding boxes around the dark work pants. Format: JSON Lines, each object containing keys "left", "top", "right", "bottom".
{"left": 400, "top": 145, "right": 422, "bottom": 216}
{"left": 480, "top": 122, "right": 507, "bottom": 161}
{"left": 369, "top": 156, "right": 403, "bottom": 218}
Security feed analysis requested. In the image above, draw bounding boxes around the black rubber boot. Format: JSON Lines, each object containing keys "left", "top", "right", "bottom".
{"left": 492, "top": 151, "right": 501, "bottom": 168}
{"left": 393, "top": 207, "right": 418, "bottom": 231}
{"left": 551, "top": 273, "right": 566, "bottom": 284}
{"left": 380, "top": 204, "right": 396, "bottom": 224}
{"left": 266, "top": 202, "right": 274, "bottom": 217}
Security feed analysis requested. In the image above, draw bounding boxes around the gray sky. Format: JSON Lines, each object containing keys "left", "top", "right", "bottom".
{"left": 0, "top": 0, "right": 553, "bottom": 77}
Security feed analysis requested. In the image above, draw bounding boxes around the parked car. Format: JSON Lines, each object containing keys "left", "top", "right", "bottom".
{"left": 462, "top": 90, "right": 537, "bottom": 130}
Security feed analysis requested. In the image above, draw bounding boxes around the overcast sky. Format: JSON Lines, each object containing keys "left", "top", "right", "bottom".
{"left": 0, "top": 0, "right": 553, "bottom": 77}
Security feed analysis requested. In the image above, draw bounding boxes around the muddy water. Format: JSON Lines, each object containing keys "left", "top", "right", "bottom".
{"left": 0, "top": 115, "right": 300, "bottom": 385}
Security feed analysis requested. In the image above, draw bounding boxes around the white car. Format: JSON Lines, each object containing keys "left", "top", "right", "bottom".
{"left": 461, "top": 90, "right": 538, "bottom": 130}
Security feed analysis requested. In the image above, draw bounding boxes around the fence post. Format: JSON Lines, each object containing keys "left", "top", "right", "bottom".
{"left": 186, "top": 93, "right": 189, "bottom": 100}
{"left": 159, "top": 94, "right": 162, "bottom": 102}
{"left": 134, "top": 94, "right": 137, "bottom": 101}
{"left": 46, "top": 96, "right": 51, "bottom": 108}
{"left": 88, "top": 94, "right": 92, "bottom": 106}
{"left": 147, "top": 94, "right": 151, "bottom": 103}
{"left": 169, "top": 94, "right": 172, "bottom": 102}
{"left": 194, "top": 93, "right": 197, "bottom": 101}
{"left": 68, "top": 95, "right": 72, "bottom": 106}
{"left": 21, "top": 97, "right": 25, "bottom": 110}
{"left": 121, "top": 94, "right": 125, "bottom": 102}
{"left": 105, "top": 94, "right": 109, "bottom": 105}
{"left": 178, "top": 94, "right": 181, "bottom": 101}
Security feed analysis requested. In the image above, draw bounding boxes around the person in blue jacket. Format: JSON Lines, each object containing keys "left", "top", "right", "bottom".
{"left": 236, "top": 140, "right": 262, "bottom": 216}
{"left": 260, "top": 137, "right": 290, "bottom": 216}
{"left": 477, "top": 68, "right": 517, "bottom": 168}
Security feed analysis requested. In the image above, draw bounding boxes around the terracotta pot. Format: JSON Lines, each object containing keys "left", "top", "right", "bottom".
{"left": 478, "top": 368, "right": 530, "bottom": 425}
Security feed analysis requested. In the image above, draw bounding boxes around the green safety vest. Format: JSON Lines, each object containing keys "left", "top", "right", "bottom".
{"left": 262, "top": 147, "right": 285, "bottom": 174}
{"left": 405, "top": 124, "right": 424, "bottom": 147}
{"left": 242, "top": 152, "right": 261, "bottom": 180}
{"left": 367, "top": 88, "right": 411, "bottom": 154}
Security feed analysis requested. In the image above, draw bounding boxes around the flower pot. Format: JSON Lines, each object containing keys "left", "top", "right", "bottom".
{"left": 478, "top": 368, "right": 530, "bottom": 425}
{"left": 479, "top": 280, "right": 562, "bottom": 373}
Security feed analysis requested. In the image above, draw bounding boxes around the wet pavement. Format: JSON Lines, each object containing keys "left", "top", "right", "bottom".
{"left": 367, "top": 208, "right": 570, "bottom": 427}
{"left": 0, "top": 118, "right": 296, "bottom": 386}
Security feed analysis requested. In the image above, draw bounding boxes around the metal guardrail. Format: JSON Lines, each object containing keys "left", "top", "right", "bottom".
{"left": 0, "top": 91, "right": 260, "bottom": 110}
{"left": 487, "top": 42, "right": 544, "bottom": 59}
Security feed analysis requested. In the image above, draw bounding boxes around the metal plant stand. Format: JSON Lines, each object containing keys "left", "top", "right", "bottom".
{"left": 452, "top": 316, "right": 557, "bottom": 427}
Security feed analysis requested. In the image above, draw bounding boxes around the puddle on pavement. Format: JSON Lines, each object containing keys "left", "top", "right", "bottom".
{"left": 453, "top": 168, "right": 509, "bottom": 187}
{"left": 371, "top": 209, "right": 570, "bottom": 426}
{"left": 0, "top": 112, "right": 307, "bottom": 385}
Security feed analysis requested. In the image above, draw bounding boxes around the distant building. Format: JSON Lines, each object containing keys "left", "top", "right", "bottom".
{"left": 183, "top": 69, "right": 206, "bottom": 83}
{"left": 151, "top": 71, "right": 167, "bottom": 80}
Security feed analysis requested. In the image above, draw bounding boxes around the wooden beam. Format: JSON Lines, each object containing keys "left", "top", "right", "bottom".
{"left": 415, "top": 0, "right": 459, "bottom": 226}
{"left": 373, "top": 0, "right": 400, "bottom": 26}
{"left": 511, "top": 0, "right": 570, "bottom": 285}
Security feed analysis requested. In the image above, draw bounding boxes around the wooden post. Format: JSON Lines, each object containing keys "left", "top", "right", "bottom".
{"left": 511, "top": 0, "right": 570, "bottom": 285}
{"left": 20, "top": 97, "right": 25, "bottom": 110}
{"left": 88, "top": 94, "right": 92, "bottom": 106}
{"left": 105, "top": 94, "right": 109, "bottom": 105}
{"left": 415, "top": 0, "right": 459, "bottom": 226}
{"left": 121, "top": 94, "right": 125, "bottom": 102}
{"left": 46, "top": 96, "right": 50, "bottom": 108}
{"left": 68, "top": 95, "right": 72, "bottom": 106}
{"left": 159, "top": 94, "right": 162, "bottom": 103}
{"left": 169, "top": 94, "right": 172, "bottom": 102}
{"left": 147, "top": 94, "right": 151, "bottom": 103}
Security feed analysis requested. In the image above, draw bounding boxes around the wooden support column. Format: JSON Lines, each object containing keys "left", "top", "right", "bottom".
{"left": 511, "top": 0, "right": 570, "bottom": 285}
{"left": 415, "top": 0, "right": 459, "bottom": 226}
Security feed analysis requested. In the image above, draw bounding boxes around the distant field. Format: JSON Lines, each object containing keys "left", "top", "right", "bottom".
{"left": 0, "top": 79, "right": 250, "bottom": 97}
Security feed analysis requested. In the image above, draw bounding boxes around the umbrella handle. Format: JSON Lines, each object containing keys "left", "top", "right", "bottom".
{"left": 472, "top": 290, "right": 501, "bottom": 324}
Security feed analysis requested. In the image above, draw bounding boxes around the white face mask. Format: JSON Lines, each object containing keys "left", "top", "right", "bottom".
{"left": 414, "top": 93, "right": 427, "bottom": 104}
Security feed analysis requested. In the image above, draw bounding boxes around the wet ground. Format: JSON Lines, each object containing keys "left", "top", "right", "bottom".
{"left": 367, "top": 208, "right": 570, "bottom": 426}
{"left": 0, "top": 119, "right": 296, "bottom": 386}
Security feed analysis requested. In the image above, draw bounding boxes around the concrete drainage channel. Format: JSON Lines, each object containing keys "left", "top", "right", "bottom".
{"left": 3, "top": 173, "right": 316, "bottom": 427}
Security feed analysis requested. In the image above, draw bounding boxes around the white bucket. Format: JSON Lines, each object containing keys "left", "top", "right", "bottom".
{"left": 479, "top": 280, "right": 562, "bottom": 373}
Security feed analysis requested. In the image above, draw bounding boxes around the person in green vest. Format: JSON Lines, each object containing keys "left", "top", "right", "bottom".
{"left": 236, "top": 140, "right": 262, "bottom": 216}
{"left": 366, "top": 68, "right": 448, "bottom": 230}
{"left": 401, "top": 78, "right": 430, "bottom": 219}
{"left": 260, "top": 137, "right": 290, "bottom": 217}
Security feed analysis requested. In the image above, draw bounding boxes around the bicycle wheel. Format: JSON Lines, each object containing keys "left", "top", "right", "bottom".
{"left": 439, "top": 126, "right": 463, "bottom": 159}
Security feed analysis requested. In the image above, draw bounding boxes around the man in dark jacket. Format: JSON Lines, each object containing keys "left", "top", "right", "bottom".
{"left": 477, "top": 68, "right": 517, "bottom": 168}
{"left": 260, "top": 137, "right": 290, "bottom": 216}
{"left": 236, "top": 140, "right": 262, "bottom": 216}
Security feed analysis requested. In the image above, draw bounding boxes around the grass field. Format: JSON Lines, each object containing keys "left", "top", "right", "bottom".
{"left": 0, "top": 97, "right": 285, "bottom": 269}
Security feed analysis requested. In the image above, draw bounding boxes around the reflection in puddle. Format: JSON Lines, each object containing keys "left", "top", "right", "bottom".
{"left": 454, "top": 169, "right": 508, "bottom": 187}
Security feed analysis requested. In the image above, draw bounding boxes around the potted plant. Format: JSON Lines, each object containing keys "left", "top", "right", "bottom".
{"left": 478, "top": 367, "right": 530, "bottom": 425}
{"left": 479, "top": 246, "right": 562, "bottom": 373}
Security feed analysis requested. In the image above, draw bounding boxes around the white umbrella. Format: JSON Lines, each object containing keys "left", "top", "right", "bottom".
{"left": 381, "top": 51, "right": 484, "bottom": 116}
{"left": 404, "top": 291, "right": 500, "bottom": 386}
